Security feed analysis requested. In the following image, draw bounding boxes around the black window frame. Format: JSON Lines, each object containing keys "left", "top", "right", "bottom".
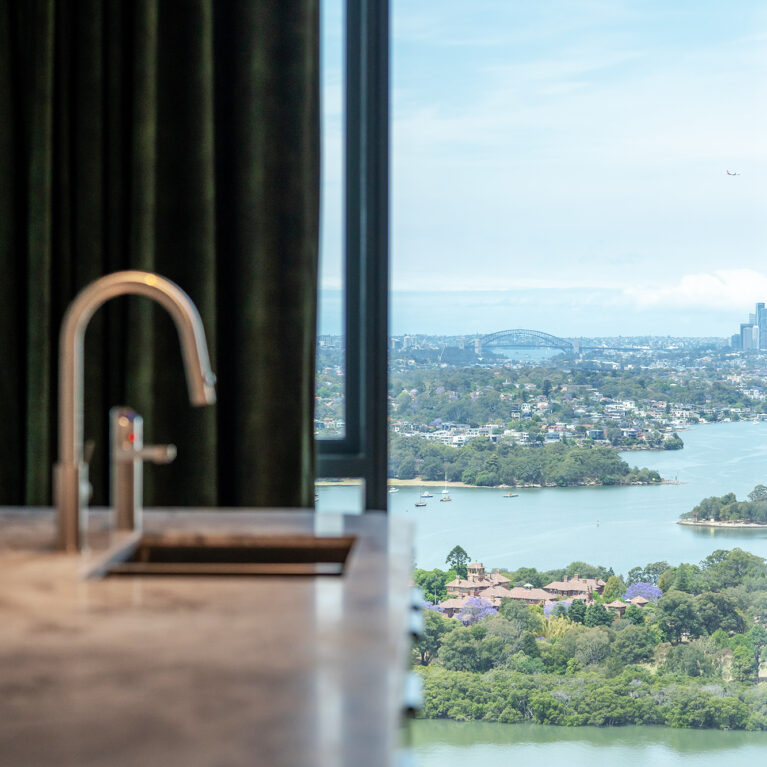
{"left": 316, "top": 0, "right": 390, "bottom": 512}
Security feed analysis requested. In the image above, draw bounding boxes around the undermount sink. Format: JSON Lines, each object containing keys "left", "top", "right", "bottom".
{"left": 90, "top": 532, "right": 356, "bottom": 577}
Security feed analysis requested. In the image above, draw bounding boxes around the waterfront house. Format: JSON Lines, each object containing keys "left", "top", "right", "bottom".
{"left": 439, "top": 596, "right": 471, "bottom": 618}
{"left": 543, "top": 574, "right": 605, "bottom": 598}
{"left": 502, "top": 585, "right": 553, "bottom": 605}
{"left": 476, "top": 585, "right": 515, "bottom": 607}
{"left": 605, "top": 600, "right": 628, "bottom": 617}
{"left": 446, "top": 562, "right": 510, "bottom": 597}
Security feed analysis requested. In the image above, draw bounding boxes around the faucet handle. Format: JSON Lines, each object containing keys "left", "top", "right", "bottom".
{"left": 132, "top": 444, "right": 177, "bottom": 465}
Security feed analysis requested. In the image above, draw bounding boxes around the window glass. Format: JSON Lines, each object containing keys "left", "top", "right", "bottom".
{"left": 316, "top": 0, "right": 345, "bottom": 440}
{"left": 391, "top": 0, "right": 767, "bottom": 759}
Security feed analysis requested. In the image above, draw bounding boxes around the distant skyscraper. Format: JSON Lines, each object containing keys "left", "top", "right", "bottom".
{"left": 741, "top": 323, "right": 756, "bottom": 350}
{"left": 731, "top": 333, "right": 742, "bottom": 350}
{"left": 750, "top": 313, "right": 757, "bottom": 325}
{"left": 757, "top": 303, "right": 767, "bottom": 350}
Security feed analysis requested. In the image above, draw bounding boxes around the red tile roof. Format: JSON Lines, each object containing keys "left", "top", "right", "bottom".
{"left": 504, "top": 586, "right": 552, "bottom": 602}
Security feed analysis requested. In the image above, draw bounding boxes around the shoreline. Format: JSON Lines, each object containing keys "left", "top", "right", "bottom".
{"left": 677, "top": 519, "right": 767, "bottom": 529}
{"left": 317, "top": 477, "right": 676, "bottom": 488}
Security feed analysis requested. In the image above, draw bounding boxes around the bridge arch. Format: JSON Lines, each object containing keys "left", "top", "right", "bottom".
{"left": 477, "top": 329, "right": 576, "bottom": 353}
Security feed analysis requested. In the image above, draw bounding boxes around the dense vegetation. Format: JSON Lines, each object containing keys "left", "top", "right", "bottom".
{"left": 413, "top": 548, "right": 767, "bottom": 730}
{"left": 390, "top": 436, "right": 662, "bottom": 487}
{"left": 681, "top": 485, "right": 767, "bottom": 525}
{"left": 389, "top": 365, "right": 750, "bottom": 428}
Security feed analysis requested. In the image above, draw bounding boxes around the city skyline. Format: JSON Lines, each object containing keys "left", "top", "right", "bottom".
{"left": 319, "top": 287, "right": 767, "bottom": 338}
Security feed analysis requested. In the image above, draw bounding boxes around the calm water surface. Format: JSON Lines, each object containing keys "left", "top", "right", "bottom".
{"left": 318, "top": 421, "right": 767, "bottom": 574}
{"left": 409, "top": 720, "right": 767, "bottom": 767}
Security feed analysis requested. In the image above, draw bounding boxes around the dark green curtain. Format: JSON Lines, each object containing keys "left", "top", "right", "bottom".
{"left": 0, "top": 0, "right": 319, "bottom": 508}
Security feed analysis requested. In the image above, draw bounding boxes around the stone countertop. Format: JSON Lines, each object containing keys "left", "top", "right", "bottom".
{"left": 0, "top": 508, "right": 413, "bottom": 767}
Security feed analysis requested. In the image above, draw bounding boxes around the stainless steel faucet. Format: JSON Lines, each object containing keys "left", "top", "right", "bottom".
{"left": 54, "top": 271, "right": 216, "bottom": 552}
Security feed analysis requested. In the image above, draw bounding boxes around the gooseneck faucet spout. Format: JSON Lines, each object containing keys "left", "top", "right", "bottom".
{"left": 55, "top": 271, "right": 216, "bottom": 552}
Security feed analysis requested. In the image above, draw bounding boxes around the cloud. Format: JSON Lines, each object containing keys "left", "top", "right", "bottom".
{"left": 624, "top": 269, "right": 767, "bottom": 310}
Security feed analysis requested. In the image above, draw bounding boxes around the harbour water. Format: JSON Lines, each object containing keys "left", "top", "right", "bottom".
{"left": 408, "top": 720, "right": 767, "bottom": 767}
{"left": 319, "top": 421, "right": 767, "bottom": 574}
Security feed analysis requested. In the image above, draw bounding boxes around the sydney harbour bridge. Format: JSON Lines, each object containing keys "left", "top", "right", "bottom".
{"left": 468, "top": 330, "right": 644, "bottom": 355}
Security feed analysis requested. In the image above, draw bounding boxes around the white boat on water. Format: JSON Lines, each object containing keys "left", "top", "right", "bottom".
{"left": 421, "top": 491, "right": 433, "bottom": 498}
{"left": 388, "top": 487, "right": 399, "bottom": 493}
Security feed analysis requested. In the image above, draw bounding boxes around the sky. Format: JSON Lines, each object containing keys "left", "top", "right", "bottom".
{"left": 319, "top": 0, "right": 767, "bottom": 337}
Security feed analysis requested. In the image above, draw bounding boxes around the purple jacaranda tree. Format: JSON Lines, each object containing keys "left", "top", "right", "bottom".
{"left": 622, "top": 582, "right": 662, "bottom": 603}
{"left": 423, "top": 603, "right": 444, "bottom": 613}
{"left": 544, "top": 600, "right": 571, "bottom": 618}
{"left": 458, "top": 597, "right": 497, "bottom": 625}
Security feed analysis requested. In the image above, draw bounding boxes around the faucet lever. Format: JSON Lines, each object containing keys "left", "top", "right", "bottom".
{"left": 110, "top": 407, "right": 175, "bottom": 533}
{"left": 127, "top": 444, "right": 177, "bottom": 465}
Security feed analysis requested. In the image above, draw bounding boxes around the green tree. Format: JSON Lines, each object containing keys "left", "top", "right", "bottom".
{"left": 412, "top": 568, "right": 450, "bottom": 603}
{"left": 438, "top": 627, "right": 478, "bottom": 671}
{"left": 568, "top": 600, "right": 586, "bottom": 624}
{"left": 747, "top": 624, "right": 767, "bottom": 666}
{"left": 694, "top": 592, "right": 745, "bottom": 635}
{"left": 461, "top": 467, "right": 478, "bottom": 485}
{"left": 611, "top": 625, "right": 657, "bottom": 664}
{"left": 420, "top": 456, "right": 445, "bottom": 481}
{"left": 515, "top": 631, "right": 541, "bottom": 659}
{"left": 748, "top": 484, "right": 767, "bottom": 502}
{"left": 664, "top": 641, "right": 714, "bottom": 677}
{"left": 438, "top": 625, "right": 504, "bottom": 672}
{"left": 574, "top": 628, "right": 611, "bottom": 666}
{"left": 624, "top": 605, "right": 645, "bottom": 625}
{"left": 602, "top": 575, "right": 626, "bottom": 602}
{"left": 499, "top": 600, "right": 544, "bottom": 635}
{"left": 731, "top": 644, "right": 757, "bottom": 682}
{"left": 445, "top": 545, "right": 470, "bottom": 579}
{"left": 656, "top": 590, "right": 703, "bottom": 643}
{"left": 672, "top": 562, "right": 700, "bottom": 593}
{"left": 584, "top": 603, "right": 613, "bottom": 627}
{"left": 412, "top": 610, "right": 455, "bottom": 665}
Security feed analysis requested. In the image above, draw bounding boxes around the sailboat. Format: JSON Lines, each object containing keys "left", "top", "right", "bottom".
{"left": 415, "top": 500, "right": 427, "bottom": 507}
{"left": 420, "top": 490, "right": 433, "bottom": 498}
{"left": 440, "top": 473, "right": 452, "bottom": 501}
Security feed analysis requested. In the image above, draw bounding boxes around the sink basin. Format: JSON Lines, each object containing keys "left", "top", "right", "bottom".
{"left": 91, "top": 532, "right": 356, "bottom": 577}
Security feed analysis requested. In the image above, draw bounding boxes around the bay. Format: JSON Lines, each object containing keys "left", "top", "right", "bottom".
{"left": 383, "top": 421, "right": 767, "bottom": 574}
{"left": 408, "top": 720, "right": 767, "bottom": 767}
{"left": 319, "top": 421, "right": 767, "bottom": 573}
